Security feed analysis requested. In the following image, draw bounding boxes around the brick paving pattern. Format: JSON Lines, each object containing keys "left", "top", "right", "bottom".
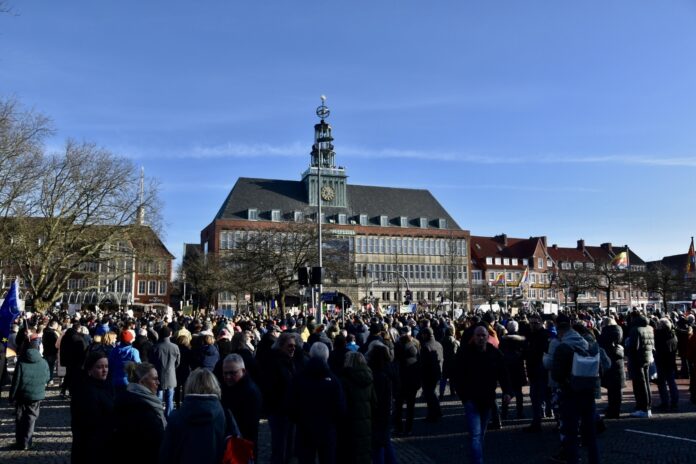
{"left": 2, "top": 380, "right": 696, "bottom": 463}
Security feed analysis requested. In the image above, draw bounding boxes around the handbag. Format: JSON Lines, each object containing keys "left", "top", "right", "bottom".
{"left": 220, "top": 435, "right": 255, "bottom": 464}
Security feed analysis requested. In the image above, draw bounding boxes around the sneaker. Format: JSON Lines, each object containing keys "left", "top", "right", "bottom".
{"left": 630, "top": 410, "right": 650, "bottom": 418}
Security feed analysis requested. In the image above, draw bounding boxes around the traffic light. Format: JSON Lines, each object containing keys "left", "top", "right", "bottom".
{"left": 310, "top": 266, "right": 324, "bottom": 285}
{"left": 404, "top": 289, "right": 413, "bottom": 304}
{"left": 298, "top": 267, "right": 310, "bottom": 286}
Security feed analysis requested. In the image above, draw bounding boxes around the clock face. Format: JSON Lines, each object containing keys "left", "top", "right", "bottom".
{"left": 321, "top": 185, "right": 335, "bottom": 201}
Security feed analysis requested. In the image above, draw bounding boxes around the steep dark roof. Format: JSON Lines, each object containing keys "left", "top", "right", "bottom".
{"left": 215, "top": 177, "right": 460, "bottom": 229}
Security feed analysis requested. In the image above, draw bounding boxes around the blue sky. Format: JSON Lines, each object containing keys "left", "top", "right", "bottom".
{"left": 2, "top": 1, "right": 696, "bottom": 263}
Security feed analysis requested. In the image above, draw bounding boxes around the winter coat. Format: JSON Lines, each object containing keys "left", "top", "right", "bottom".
{"left": 370, "top": 363, "right": 396, "bottom": 448}
{"left": 261, "top": 350, "right": 298, "bottom": 416}
{"left": 9, "top": 348, "right": 50, "bottom": 402}
{"left": 626, "top": 316, "right": 655, "bottom": 367}
{"left": 289, "top": 357, "right": 346, "bottom": 458}
{"left": 133, "top": 335, "right": 153, "bottom": 363}
{"left": 441, "top": 335, "right": 460, "bottom": 380}
{"left": 654, "top": 327, "right": 678, "bottom": 372}
{"left": 524, "top": 328, "right": 550, "bottom": 380}
{"left": 221, "top": 374, "right": 263, "bottom": 448}
{"left": 598, "top": 324, "right": 626, "bottom": 389}
{"left": 151, "top": 337, "right": 180, "bottom": 389}
{"left": 338, "top": 364, "right": 376, "bottom": 464}
{"left": 175, "top": 343, "right": 193, "bottom": 389}
{"left": 108, "top": 343, "right": 141, "bottom": 387}
{"left": 112, "top": 384, "right": 165, "bottom": 464}
{"left": 420, "top": 338, "right": 444, "bottom": 385}
{"left": 453, "top": 342, "right": 510, "bottom": 411}
{"left": 158, "top": 394, "right": 228, "bottom": 464}
{"left": 60, "top": 328, "right": 88, "bottom": 369}
{"left": 394, "top": 336, "right": 421, "bottom": 393}
{"left": 70, "top": 373, "right": 114, "bottom": 464}
{"left": 499, "top": 334, "right": 528, "bottom": 388}
{"left": 42, "top": 328, "right": 60, "bottom": 358}
{"left": 552, "top": 330, "right": 610, "bottom": 397}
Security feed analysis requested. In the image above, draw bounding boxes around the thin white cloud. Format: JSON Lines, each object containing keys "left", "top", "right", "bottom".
{"left": 111, "top": 140, "right": 696, "bottom": 168}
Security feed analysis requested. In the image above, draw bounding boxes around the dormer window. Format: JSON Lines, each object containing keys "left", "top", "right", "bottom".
{"left": 248, "top": 208, "right": 258, "bottom": 221}
{"left": 338, "top": 213, "right": 347, "bottom": 225}
{"left": 400, "top": 216, "right": 408, "bottom": 228}
{"left": 380, "top": 215, "right": 389, "bottom": 227}
{"left": 294, "top": 211, "right": 304, "bottom": 222}
{"left": 359, "top": 214, "right": 368, "bottom": 226}
{"left": 438, "top": 218, "right": 447, "bottom": 229}
{"left": 419, "top": 217, "right": 428, "bottom": 229}
{"left": 271, "top": 210, "right": 281, "bottom": 222}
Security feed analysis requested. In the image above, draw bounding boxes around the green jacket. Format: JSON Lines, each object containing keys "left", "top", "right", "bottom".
{"left": 10, "top": 348, "right": 50, "bottom": 402}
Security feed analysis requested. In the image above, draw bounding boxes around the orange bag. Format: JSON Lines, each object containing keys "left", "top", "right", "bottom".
{"left": 220, "top": 435, "right": 255, "bottom": 464}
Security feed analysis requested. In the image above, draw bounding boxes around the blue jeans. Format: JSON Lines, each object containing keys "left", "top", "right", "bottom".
{"left": 464, "top": 401, "right": 491, "bottom": 464}
{"left": 656, "top": 366, "right": 678, "bottom": 407}
{"left": 371, "top": 431, "right": 398, "bottom": 464}
{"left": 158, "top": 388, "right": 174, "bottom": 418}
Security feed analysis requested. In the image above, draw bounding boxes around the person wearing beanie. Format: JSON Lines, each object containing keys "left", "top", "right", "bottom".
{"left": 107, "top": 330, "right": 141, "bottom": 392}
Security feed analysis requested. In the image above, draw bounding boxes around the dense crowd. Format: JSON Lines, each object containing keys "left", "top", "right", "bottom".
{"left": 0, "top": 305, "right": 692, "bottom": 464}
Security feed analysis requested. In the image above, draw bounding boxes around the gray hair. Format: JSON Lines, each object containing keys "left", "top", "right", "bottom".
{"left": 309, "top": 342, "right": 329, "bottom": 361}
{"left": 506, "top": 320, "right": 519, "bottom": 334}
{"left": 272, "top": 332, "right": 296, "bottom": 350}
{"left": 184, "top": 367, "right": 222, "bottom": 399}
{"left": 659, "top": 318, "right": 673, "bottom": 331}
{"left": 223, "top": 353, "right": 245, "bottom": 369}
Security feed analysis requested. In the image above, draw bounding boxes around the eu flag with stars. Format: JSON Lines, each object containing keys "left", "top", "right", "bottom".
{"left": 0, "top": 279, "right": 21, "bottom": 346}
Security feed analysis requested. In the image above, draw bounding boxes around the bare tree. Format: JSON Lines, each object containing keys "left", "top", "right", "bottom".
{"left": 0, "top": 98, "right": 51, "bottom": 218}
{"left": 557, "top": 265, "right": 594, "bottom": 309}
{"left": 1, "top": 140, "right": 161, "bottom": 311}
{"left": 643, "top": 263, "right": 683, "bottom": 311}
{"left": 443, "top": 233, "right": 466, "bottom": 314}
{"left": 232, "top": 223, "right": 319, "bottom": 319}
{"left": 588, "top": 259, "right": 626, "bottom": 310}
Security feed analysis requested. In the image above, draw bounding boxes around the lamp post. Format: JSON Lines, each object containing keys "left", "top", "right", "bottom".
{"left": 315, "top": 95, "right": 330, "bottom": 323}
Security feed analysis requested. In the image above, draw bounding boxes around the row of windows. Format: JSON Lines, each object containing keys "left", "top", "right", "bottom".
{"left": 67, "top": 278, "right": 132, "bottom": 293}
{"left": 485, "top": 257, "right": 551, "bottom": 269}
{"left": 246, "top": 208, "right": 447, "bottom": 229}
{"left": 355, "top": 236, "right": 467, "bottom": 256}
{"left": 137, "top": 280, "right": 168, "bottom": 296}
{"left": 486, "top": 271, "right": 549, "bottom": 284}
{"left": 560, "top": 261, "right": 595, "bottom": 270}
{"left": 357, "top": 263, "right": 468, "bottom": 282}
{"left": 377, "top": 290, "right": 466, "bottom": 302}
{"left": 137, "top": 260, "right": 169, "bottom": 275}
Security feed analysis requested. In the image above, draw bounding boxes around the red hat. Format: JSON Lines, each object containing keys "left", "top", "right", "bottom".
{"left": 121, "top": 329, "right": 135, "bottom": 344}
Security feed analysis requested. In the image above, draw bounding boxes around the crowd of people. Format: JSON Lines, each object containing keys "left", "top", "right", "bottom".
{"left": 0, "top": 304, "right": 693, "bottom": 464}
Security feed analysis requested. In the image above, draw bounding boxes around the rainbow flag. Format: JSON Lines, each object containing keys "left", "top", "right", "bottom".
{"left": 611, "top": 250, "right": 628, "bottom": 269}
{"left": 494, "top": 272, "right": 505, "bottom": 285}
{"left": 687, "top": 237, "right": 695, "bottom": 274}
{"left": 517, "top": 267, "right": 529, "bottom": 287}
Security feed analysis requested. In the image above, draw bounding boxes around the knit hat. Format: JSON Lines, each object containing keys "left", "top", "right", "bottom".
{"left": 121, "top": 329, "right": 135, "bottom": 344}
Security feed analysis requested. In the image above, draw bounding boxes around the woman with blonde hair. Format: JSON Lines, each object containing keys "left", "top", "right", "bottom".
{"left": 112, "top": 362, "right": 165, "bottom": 464}
{"left": 159, "top": 368, "right": 239, "bottom": 464}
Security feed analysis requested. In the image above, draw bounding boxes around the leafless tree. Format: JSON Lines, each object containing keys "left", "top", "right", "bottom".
{"left": 1, "top": 140, "right": 161, "bottom": 311}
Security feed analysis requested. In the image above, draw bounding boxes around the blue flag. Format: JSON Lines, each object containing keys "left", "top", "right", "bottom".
{"left": 0, "top": 279, "right": 21, "bottom": 346}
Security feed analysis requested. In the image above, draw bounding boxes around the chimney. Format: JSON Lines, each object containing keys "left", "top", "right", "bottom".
{"left": 495, "top": 234, "right": 508, "bottom": 246}
{"left": 577, "top": 239, "right": 585, "bottom": 251}
{"left": 601, "top": 242, "right": 613, "bottom": 253}
{"left": 552, "top": 244, "right": 558, "bottom": 250}
{"left": 540, "top": 236, "right": 547, "bottom": 247}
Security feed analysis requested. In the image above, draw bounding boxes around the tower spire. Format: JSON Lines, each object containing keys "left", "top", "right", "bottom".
{"left": 136, "top": 166, "right": 145, "bottom": 225}
{"left": 311, "top": 95, "right": 335, "bottom": 169}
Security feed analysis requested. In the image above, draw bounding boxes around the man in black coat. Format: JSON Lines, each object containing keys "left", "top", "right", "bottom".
{"left": 221, "top": 353, "right": 262, "bottom": 459}
{"left": 420, "top": 327, "right": 444, "bottom": 422}
{"left": 59, "top": 319, "right": 88, "bottom": 397}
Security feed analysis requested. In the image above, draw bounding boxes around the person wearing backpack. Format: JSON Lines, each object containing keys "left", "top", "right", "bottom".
{"left": 551, "top": 315, "right": 609, "bottom": 464}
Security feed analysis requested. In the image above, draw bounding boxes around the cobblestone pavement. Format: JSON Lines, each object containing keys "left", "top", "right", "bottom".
{"left": 2, "top": 380, "right": 696, "bottom": 463}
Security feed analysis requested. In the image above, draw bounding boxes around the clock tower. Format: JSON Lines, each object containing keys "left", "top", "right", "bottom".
{"left": 302, "top": 97, "right": 348, "bottom": 208}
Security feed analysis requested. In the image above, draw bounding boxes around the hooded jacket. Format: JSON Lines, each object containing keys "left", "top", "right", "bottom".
{"left": 108, "top": 342, "right": 141, "bottom": 387}
{"left": 158, "top": 394, "right": 230, "bottom": 464}
{"left": 626, "top": 316, "right": 655, "bottom": 366}
{"left": 9, "top": 348, "right": 50, "bottom": 402}
{"left": 339, "top": 364, "right": 376, "bottom": 464}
